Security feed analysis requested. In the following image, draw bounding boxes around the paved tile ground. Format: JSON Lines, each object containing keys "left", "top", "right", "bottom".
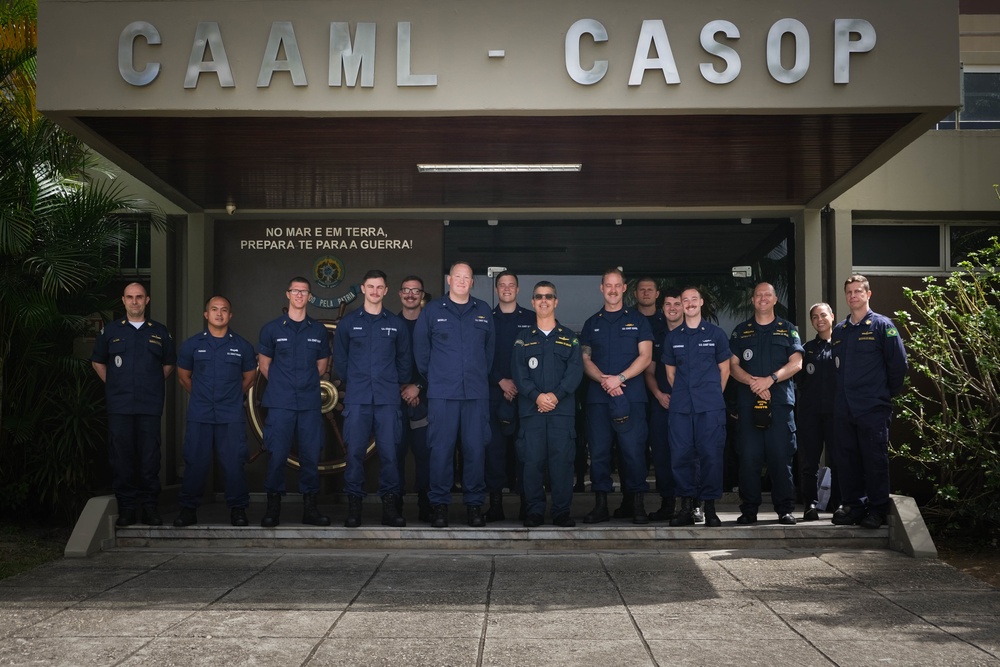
{"left": 0, "top": 548, "right": 998, "bottom": 666}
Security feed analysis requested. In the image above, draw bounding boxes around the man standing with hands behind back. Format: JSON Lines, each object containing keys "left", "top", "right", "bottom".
{"left": 173, "top": 296, "right": 257, "bottom": 527}
{"left": 92, "top": 282, "right": 176, "bottom": 527}
{"left": 257, "top": 277, "right": 333, "bottom": 528}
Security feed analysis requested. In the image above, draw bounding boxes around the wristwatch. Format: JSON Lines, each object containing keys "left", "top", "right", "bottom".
{"left": 617, "top": 373, "right": 627, "bottom": 383}
{"left": 769, "top": 373, "right": 779, "bottom": 383}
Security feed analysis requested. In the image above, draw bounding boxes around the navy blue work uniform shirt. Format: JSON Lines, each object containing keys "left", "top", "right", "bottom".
{"left": 579, "top": 307, "right": 653, "bottom": 404}
{"left": 512, "top": 323, "right": 583, "bottom": 419}
{"left": 399, "top": 316, "right": 426, "bottom": 390}
{"left": 729, "top": 317, "right": 805, "bottom": 408}
{"left": 257, "top": 314, "right": 331, "bottom": 410}
{"left": 333, "top": 306, "right": 412, "bottom": 405}
{"left": 647, "top": 312, "right": 672, "bottom": 395}
{"left": 831, "top": 309, "right": 908, "bottom": 418}
{"left": 662, "top": 321, "right": 730, "bottom": 414}
{"left": 92, "top": 319, "right": 176, "bottom": 415}
{"left": 489, "top": 305, "right": 535, "bottom": 399}
{"left": 177, "top": 329, "right": 256, "bottom": 423}
{"left": 797, "top": 336, "right": 835, "bottom": 417}
{"left": 413, "top": 296, "right": 495, "bottom": 400}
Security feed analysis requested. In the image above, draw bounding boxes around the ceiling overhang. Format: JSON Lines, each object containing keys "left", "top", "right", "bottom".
{"left": 37, "top": 0, "right": 960, "bottom": 217}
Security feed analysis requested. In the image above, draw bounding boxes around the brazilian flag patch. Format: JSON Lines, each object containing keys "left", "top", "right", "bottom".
{"left": 886, "top": 327, "right": 899, "bottom": 337}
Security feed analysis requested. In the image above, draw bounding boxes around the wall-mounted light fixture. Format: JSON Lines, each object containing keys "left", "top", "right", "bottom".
{"left": 226, "top": 200, "right": 237, "bottom": 216}
{"left": 417, "top": 163, "right": 582, "bottom": 173}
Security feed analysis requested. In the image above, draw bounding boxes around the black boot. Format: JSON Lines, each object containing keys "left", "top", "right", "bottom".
{"left": 261, "top": 493, "right": 281, "bottom": 528}
{"left": 612, "top": 493, "right": 634, "bottom": 519}
{"left": 518, "top": 494, "right": 527, "bottom": 521}
{"left": 230, "top": 507, "right": 249, "bottom": 527}
{"left": 647, "top": 496, "right": 675, "bottom": 521}
{"left": 584, "top": 492, "right": 610, "bottom": 524}
{"left": 344, "top": 495, "right": 363, "bottom": 528}
{"left": 467, "top": 504, "right": 486, "bottom": 527}
{"left": 670, "top": 497, "right": 695, "bottom": 526}
{"left": 418, "top": 492, "right": 432, "bottom": 523}
{"left": 485, "top": 491, "right": 505, "bottom": 522}
{"left": 302, "top": 493, "right": 331, "bottom": 526}
{"left": 173, "top": 507, "right": 197, "bottom": 527}
{"left": 431, "top": 504, "right": 449, "bottom": 528}
{"left": 703, "top": 499, "right": 722, "bottom": 527}
{"left": 632, "top": 493, "right": 649, "bottom": 525}
{"left": 381, "top": 494, "right": 406, "bottom": 527}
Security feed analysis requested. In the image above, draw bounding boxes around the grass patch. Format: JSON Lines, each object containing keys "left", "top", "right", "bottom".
{"left": 0, "top": 524, "right": 67, "bottom": 580}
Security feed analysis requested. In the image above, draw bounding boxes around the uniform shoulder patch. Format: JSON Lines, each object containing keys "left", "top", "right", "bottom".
{"left": 886, "top": 327, "right": 899, "bottom": 337}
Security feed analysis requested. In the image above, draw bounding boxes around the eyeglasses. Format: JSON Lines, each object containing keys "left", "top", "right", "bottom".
{"left": 533, "top": 294, "right": 556, "bottom": 300}
{"left": 400, "top": 288, "right": 424, "bottom": 295}
{"left": 288, "top": 289, "right": 310, "bottom": 296}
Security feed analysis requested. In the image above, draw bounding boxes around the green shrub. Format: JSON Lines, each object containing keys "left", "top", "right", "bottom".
{"left": 894, "top": 236, "right": 1000, "bottom": 534}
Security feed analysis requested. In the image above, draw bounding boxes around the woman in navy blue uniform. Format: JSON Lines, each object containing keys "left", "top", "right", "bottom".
{"left": 795, "top": 302, "right": 838, "bottom": 521}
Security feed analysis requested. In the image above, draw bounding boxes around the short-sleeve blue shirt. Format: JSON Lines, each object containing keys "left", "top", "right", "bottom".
{"left": 729, "top": 317, "right": 805, "bottom": 408}
{"left": 177, "top": 329, "right": 256, "bottom": 423}
{"left": 579, "top": 306, "right": 653, "bottom": 404}
{"left": 258, "top": 314, "right": 331, "bottom": 410}
{"left": 662, "top": 320, "right": 730, "bottom": 414}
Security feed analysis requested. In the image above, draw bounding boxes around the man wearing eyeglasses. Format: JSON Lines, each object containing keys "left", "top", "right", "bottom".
{"left": 256, "top": 277, "right": 333, "bottom": 528}
{"left": 334, "top": 269, "right": 411, "bottom": 528}
{"left": 413, "top": 261, "right": 496, "bottom": 528}
{"left": 397, "top": 275, "right": 432, "bottom": 522}
{"left": 830, "top": 275, "right": 907, "bottom": 529}
{"left": 485, "top": 271, "right": 535, "bottom": 522}
{"left": 512, "top": 282, "right": 583, "bottom": 527}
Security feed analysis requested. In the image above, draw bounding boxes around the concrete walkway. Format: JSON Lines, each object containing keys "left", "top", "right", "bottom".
{"left": 0, "top": 547, "right": 998, "bottom": 666}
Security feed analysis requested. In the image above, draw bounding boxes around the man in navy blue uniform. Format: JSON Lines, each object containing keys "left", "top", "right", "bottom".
{"left": 643, "top": 287, "right": 683, "bottom": 521}
{"left": 334, "top": 269, "right": 412, "bottom": 528}
{"left": 795, "top": 302, "right": 838, "bottom": 521}
{"left": 662, "top": 287, "right": 731, "bottom": 527}
{"left": 485, "top": 271, "right": 535, "bottom": 522}
{"left": 257, "top": 277, "right": 333, "bottom": 528}
{"left": 729, "top": 282, "right": 804, "bottom": 526}
{"left": 413, "top": 261, "right": 496, "bottom": 528}
{"left": 617, "top": 276, "right": 663, "bottom": 521}
{"left": 172, "top": 296, "right": 257, "bottom": 527}
{"left": 831, "top": 274, "right": 907, "bottom": 529}
{"left": 580, "top": 268, "right": 653, "bottom": 524}
{"left": 512, "top": 281, "right": 583, "bottom": 527}
{"left": 396, "top": 275, "right": 431, "bottom": 522}
{"left": 92, "top": 282, "right": 176, "bottom": 527}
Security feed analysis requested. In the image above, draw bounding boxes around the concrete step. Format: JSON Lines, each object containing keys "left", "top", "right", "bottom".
{"left": 114, "top": 495, "right": 889, "bottom": 551}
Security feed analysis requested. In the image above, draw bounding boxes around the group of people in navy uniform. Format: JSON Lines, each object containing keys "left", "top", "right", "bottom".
{"left": 91, "top": 268, "right": 906, "bottom": 532}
